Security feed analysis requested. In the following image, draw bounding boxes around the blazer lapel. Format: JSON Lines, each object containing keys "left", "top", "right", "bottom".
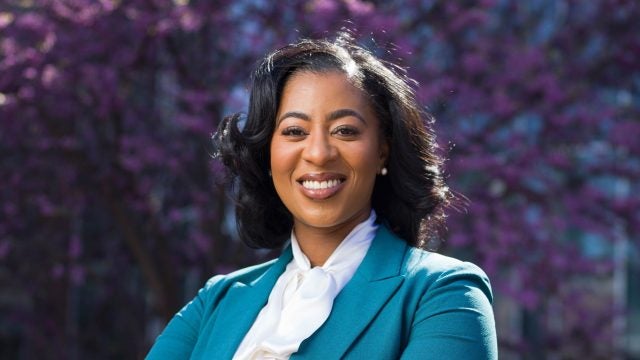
{"left": 205, "top": 247, "right": 293, "bottom": 359}
{"left": 293, "top": 225, "right": 407, "bottom": 359}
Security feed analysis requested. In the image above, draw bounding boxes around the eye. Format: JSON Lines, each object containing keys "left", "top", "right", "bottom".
{"left": 281, "top": 126, "right": 307, "bottom": 137}
{"left": 331, "top": 125, "right": 360, "bottom": 138}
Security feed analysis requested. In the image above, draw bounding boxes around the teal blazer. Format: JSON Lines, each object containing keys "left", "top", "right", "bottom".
{"left": 147, "top": 225, "right": 498, "bottom": 359}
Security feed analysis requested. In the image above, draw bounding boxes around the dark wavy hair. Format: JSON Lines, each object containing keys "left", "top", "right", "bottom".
{"left": 212, "top": 33, "right": 452, "bottom": 250}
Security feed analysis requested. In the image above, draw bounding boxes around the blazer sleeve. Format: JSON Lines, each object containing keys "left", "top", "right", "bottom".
{"left": 400, "top": 263, "right": 498, "bottom": 360}
{"left": 146, "top": 276, "right": 223, "bottom": 360}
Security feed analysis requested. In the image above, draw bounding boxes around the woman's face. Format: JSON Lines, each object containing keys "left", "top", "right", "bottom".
{"left": 270, "top": 70, "right": 388, "bottom": 237}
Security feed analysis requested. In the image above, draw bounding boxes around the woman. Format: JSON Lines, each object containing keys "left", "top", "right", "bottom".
{"left": 147, "top": 34, "right": 498, "bottom": 359}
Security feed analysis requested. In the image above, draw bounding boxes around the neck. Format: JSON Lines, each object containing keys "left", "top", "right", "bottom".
{"left": 293, "top": 209, "right": 371, "bottom": 267}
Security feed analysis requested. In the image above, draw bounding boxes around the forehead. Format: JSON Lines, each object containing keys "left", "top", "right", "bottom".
{"left": 278, "top": 70, "right": 369, "bottom": 108}
{"left": 275, "top": 70, "right": 383, "bottom": 134}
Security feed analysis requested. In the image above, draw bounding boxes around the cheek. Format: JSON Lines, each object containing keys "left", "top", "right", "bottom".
{"left": 270, "top": 141, "right": 304, "bottom": 187}
{"left": 351, "top": 142, "right": 382, "bottom": 170}
{"left": 270, "top": 142, "right": 295, "bottom": 171}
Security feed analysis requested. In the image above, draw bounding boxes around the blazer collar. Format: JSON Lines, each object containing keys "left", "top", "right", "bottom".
{"left": 292, "top": 224, "right": 408, "bottom": 359}
{"left": 207, "top": 224, "right": 408, "bottom": 359}
{"left": 205, "top": 246, "right": 293, "bottom": 359}
{"left": 350, "top": 223, "right": 407, "bottom": 281}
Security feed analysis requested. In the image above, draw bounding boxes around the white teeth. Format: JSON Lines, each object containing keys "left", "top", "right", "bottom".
{"left": 302, "top": 179, "right": 342, "bottom": 190}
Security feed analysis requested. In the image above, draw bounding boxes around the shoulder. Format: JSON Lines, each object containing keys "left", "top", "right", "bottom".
{"left": 191, "top": 257, "right": 280, "bottom": 308}
{"left": 201, "top": 258, "right": 279, "bottom": 293}
{"left": 391, "top": 247, "right": 498, "bottom": 358}
{"left": 401, "top": 246, "right": 493, "bottom": 303}
{"left": 372, "top": 224, "right": 492, "bottom": 302}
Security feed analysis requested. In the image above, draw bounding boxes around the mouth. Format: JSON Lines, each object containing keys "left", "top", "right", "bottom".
{"left": 296, "top": 173, "right": 346, "bottom": 200}
{"left": 300, "top": 178, "right": 343, "bottom": 190}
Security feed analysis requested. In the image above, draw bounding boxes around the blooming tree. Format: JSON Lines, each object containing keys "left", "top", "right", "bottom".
{"left": 0, "top": 0, "right": 638, "bottom": 358}
{"left": 380, "top": 1, "right": 640, "bottom": 357}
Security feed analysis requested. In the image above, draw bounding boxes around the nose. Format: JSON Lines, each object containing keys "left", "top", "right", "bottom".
{"left": 302, "top": 130, "right": 337, "bottom": 166}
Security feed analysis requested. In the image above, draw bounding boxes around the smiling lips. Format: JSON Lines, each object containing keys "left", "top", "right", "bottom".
{"left": 297, "top": 174, "right": 346, "bottom": 200}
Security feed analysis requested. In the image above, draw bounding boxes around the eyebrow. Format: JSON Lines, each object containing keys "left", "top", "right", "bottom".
{"left": 277, "top": 111, "right": 309, "bottom": 124}
{"left": 277, "top": 108, "right": 367, "bottom": 125}
{"left": 327, "top": 109, "right": 366, "bottom": 124}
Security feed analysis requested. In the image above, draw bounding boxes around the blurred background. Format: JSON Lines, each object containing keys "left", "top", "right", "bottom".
{"left": 1, "top": 0, "right": 638, "bottom": 358}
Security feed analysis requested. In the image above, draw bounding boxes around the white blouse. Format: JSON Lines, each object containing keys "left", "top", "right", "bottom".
{"left": 233, "top": 210, "right": 378, "bottom": 360}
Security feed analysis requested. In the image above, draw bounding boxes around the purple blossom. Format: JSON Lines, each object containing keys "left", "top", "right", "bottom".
{"left": 1, "top": 0, "right": 638, "bottom": 358}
